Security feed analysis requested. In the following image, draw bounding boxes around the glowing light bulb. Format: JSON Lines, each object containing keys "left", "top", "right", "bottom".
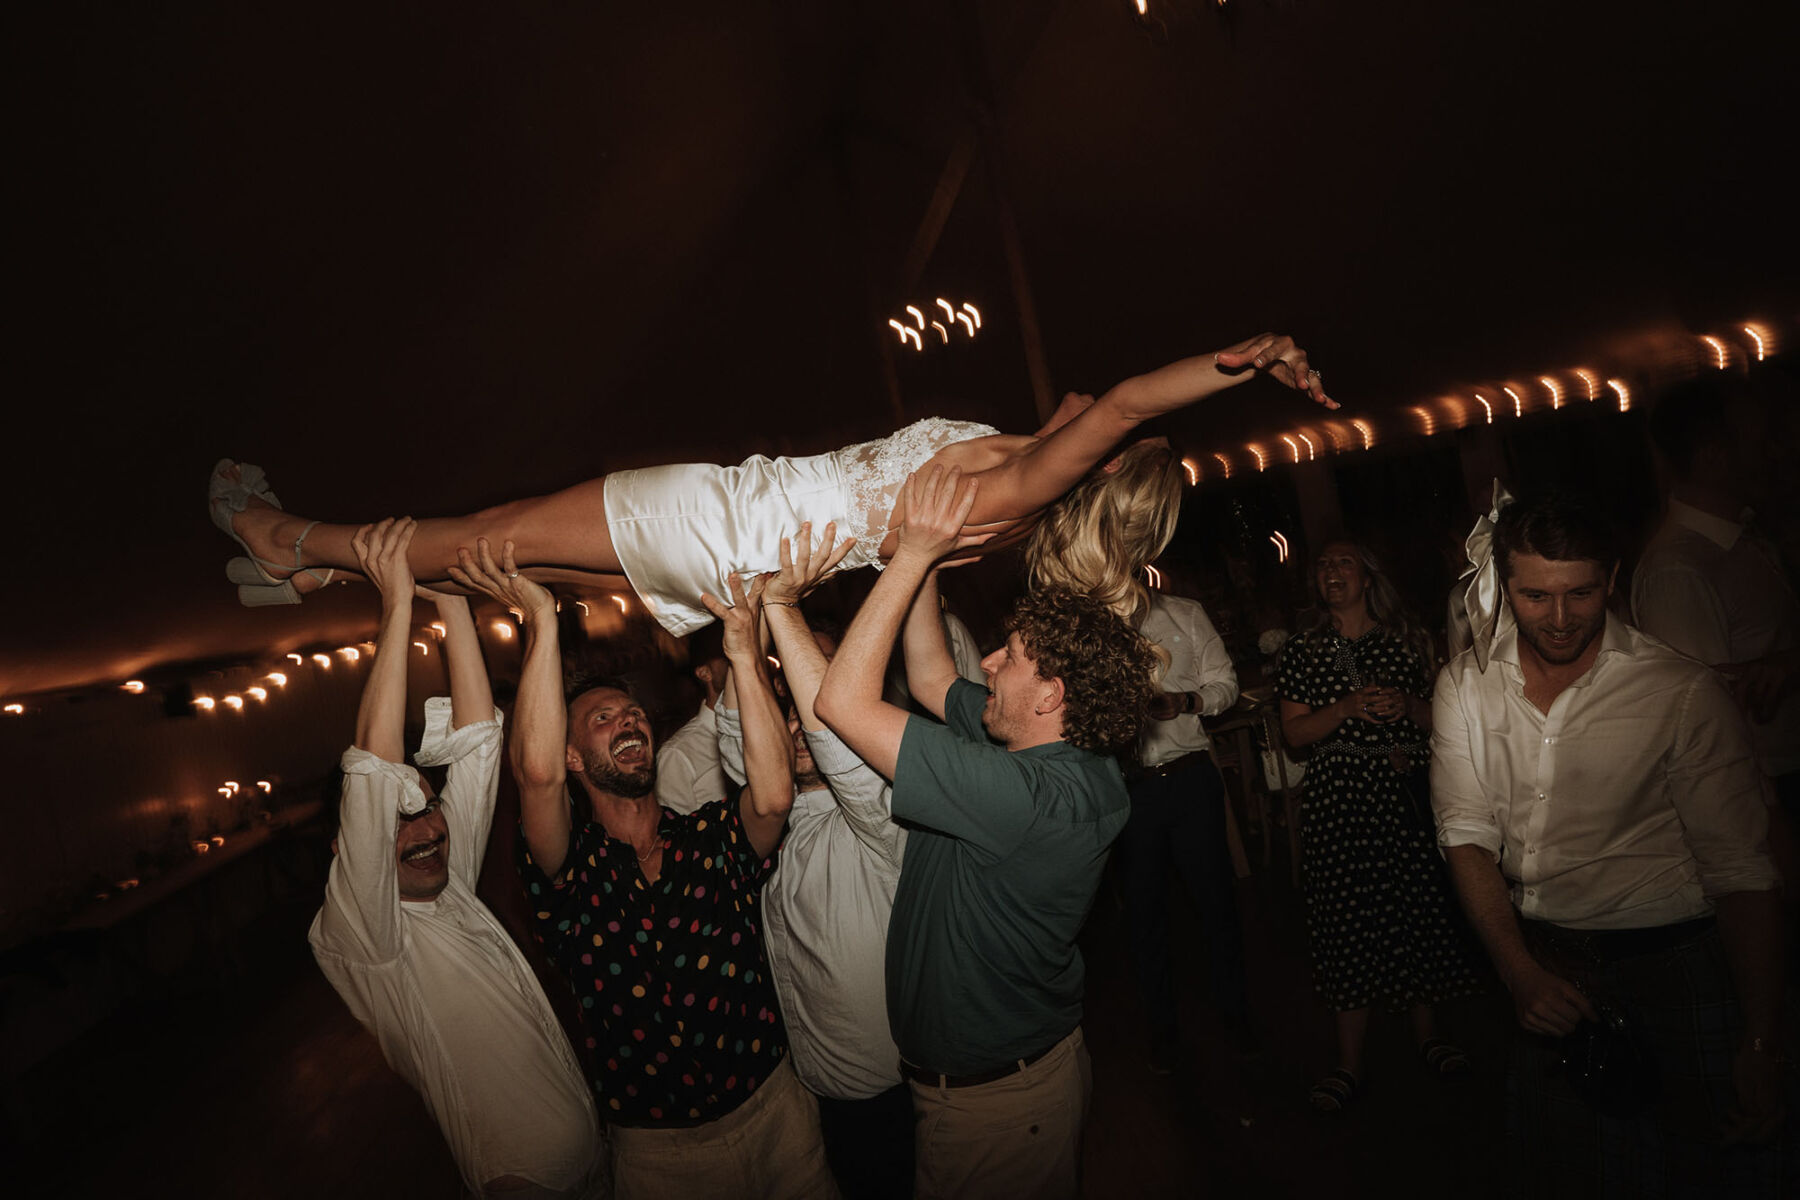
{"left": 961, "top": 302, "right": 981, "bottom": 329}
{"left": 1144, "top": 564, "right": 1164, "bottom": 589}
{"left": 936, "top": 298, "right": 956, "bottom": 325}
{"left": 612, "top": 595, "right": 629, "bottom": 613}
{"left": 1474, "top": 393, "right": 1494, "bottom": 424}
{"left": 1608, "top": 378, "right": 1631, "bottom": 412}
{"left": 1502, "top": 386, "right": 1523, "bottom": 418}
{"left": 1180, "top": 458, "right": 1198, "bottom": 485}
{"left": 414, "top": 641, "right": 429, "bottom": 655}
{"left": 337, "top": 647, "right": 360, "bottom": 662}
{"left": 246, "top": 687, "right": 267, "bottom": 702}
{"left": 312, "top": 654, "right": 331, "bottom": 669}
{"left": 194, "top": 696, "right": 216, "bottom": 712}
{"left": 492, "top": 621, "right": 514, "bottom": 641}
{"left": 1411, "top": 406, "right": 1436, "bottom": 436}
{"left": 1350, "top": 420, "right": 1374, "bottom": 449}
{"left": 1247, "top": 444, "right": 1268, "bottom": 472}
{"left": 1281, "top": 435, "right": 1300, "bottom": 464}
{"left": 1539, "top": 376, "right": 1563, "bottom": 409}
{"left": 257, "top": 780, "right": 272, "bottom": 793}
{"left": 1700, "top": 335, "right": 1729, "bottom": 369}
{"left": 1743, "top": 324, "right": 1768, "bottom": 361}
{"left": 123, "top": 680, "right": 146, "bottom": 694}
{"left": 905, "top": 305, "right": 925, "bottom": 329}
{"left": 266, "top": 672, "right": 287, "bottom": 688}
{"left": 930, "top": 321, "right": 949, "bottom": 344}
{"left": 1211, "top": 452, "right": 1232, "bottom": 480}
{"left": 1574, "top": 369, "right": 1600, "bottom": 401}
{"left": 2, "top": 703, "right": 24, "bottom": 715}
{"left": 222, "top": 695, "right": 244, "bottom": 711}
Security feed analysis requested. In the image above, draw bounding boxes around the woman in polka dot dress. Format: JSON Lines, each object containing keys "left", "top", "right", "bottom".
{"left": 1276, "top": 537, "right": 1486, "bottom": 1112}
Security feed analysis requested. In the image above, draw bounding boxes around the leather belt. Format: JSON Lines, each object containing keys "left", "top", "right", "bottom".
{"left": 900, "top": 1038, "right": 1061, "bottom": 1089}
{"left": 1130, "top": 749, "right": 1210, "bottom": 782}
{"left": 1523, "top": 916, "right": 1715, "bottom": 964}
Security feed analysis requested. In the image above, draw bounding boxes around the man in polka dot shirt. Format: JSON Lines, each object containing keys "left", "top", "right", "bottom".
{"left": 452, "top": 539, "right": 835, "bottom": 1199}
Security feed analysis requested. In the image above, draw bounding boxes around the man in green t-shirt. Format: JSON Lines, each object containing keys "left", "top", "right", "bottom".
{"left": 817, "top": 465, "right": 1157, "bottom": 1200}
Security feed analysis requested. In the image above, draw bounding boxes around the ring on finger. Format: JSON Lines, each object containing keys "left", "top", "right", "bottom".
{"left": 508, "top": 571, "right": 521, "bottom": 579}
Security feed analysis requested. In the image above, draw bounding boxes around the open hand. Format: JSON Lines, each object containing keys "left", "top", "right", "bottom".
{"left": 447, "top": 537, "right": 555, "bottom": 623}
{"left": 894, "top": 465, "right": 991, "bottom": 567}
{"left": 1508, "top": 962, "right": 1598, "bottom": 1037}
{"left": 1339, "top": 684, "right": 1403, "bottom": 724}
{"left": 764, "top": 521, "right": 855, "bottom": 607}
{"left": 1214, "top": 332, "right": 1336, "bottom": 409}
{"left": 350, "top": 518, "right": 418, "bottom": 608}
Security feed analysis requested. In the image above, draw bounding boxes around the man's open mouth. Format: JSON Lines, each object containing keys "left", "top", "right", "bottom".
{"left": 611, "top": 734, "right": 649, "bottom": 769}
{"left": 401, "top": 836, "right": 445, "bottom": 866}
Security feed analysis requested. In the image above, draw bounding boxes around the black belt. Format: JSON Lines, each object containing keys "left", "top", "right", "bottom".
{"left": 1129, "top": 750, "right": 1210, "bottom": 783}
{"left": 900, "top": 1038, "right": 1062, "bottom": 1089}
{"left": 1523, "top": 916, "right": 1715, "bottom": 964}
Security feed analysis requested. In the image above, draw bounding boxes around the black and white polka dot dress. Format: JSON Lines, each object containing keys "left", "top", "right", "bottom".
{"left": 1276, "top": 626, "right": 1485, "bottom": 1012}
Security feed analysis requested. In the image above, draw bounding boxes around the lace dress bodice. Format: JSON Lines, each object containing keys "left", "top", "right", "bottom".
{"left": 831, "top": 417, "right": 1000, "bottom": 569}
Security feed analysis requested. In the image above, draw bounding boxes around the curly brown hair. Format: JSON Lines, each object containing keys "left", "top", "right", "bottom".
{"left": 1007, "top": 588, "right": 1159, "bottom": 756}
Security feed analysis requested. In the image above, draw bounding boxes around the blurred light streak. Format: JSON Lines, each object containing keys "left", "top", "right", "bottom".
{"left": 414, "top": 641, "right": 429, "bottom": 655}
{"left": 1608, "top": 378, "right": 1631, "bottom": 411}
{"left": 1350, "top": 420, "right": 1374, "bottom": 449}
{"left": 312, "top": 654, "right": 331, "bottom": 669}
{"left": 287, "top": 653, "right": 304, "bottom": 665}
{"left": 266, "top": 672, "right": 287, "bottom": 688}
{"left": 1247, "top": 444, "right": 1268, "bottom": 471}
{"left": 1503, "top": 386, "right": 1523, "bottom": 417}
{"left": 430, "top": 622, "right": 447, "bottom": 638}
{"left": 1296, "top": 431, "right": 1317, "bottom": 460}
{"left": 1145, "top": 564, "right": 1164, "bottom": 589}
{"left": 905, "top": 305, "right": 925, "bottom": 329}
{"left": 222, "top": 695, "right": 244, "bottom": 711}
{"left": 1574, "top": 369, "right": 1600, "bottom": 400}
{"left": 936, "top": 298, "right": 956, "bottom": 325}
{"left": 257, "top": 780, "right": 272, "bottom": 793}
{"left": 1270, "top": 530, "right": 1290, "bottom": 562}
{"left": 1179, "top": 458, "right": 1198, "bottom": 485}
{"left": 1211, "top": 452, "right": 1232, "bottom": 479}
{"left": 1539, "top": 376, "right": 1563, "bottom": 409}
{"left": 1281, "top": 435, "right": 1301, "bottom": 464}
{"left": 1411, "top": 406, "right": 1436, "bottom": 436}
{"left": 337, "top": 647, "right": 360, "bottom": 662}
{"left": 887, "top": 319, "right": 908, "bottom": 343}
{"left": 492, "top": 621, "right": 515, "bottom": 641}
{"left": 222, "top": 782, "right": 240, "bottom": 796}
{"left": 576, "top": 601, "right": 590, "bottom": 615}
{"left": 2, "top": 703, "right": 24, "bottom": 715}
{"left": 1701, "top": 335, "right": 1730, "bottom": 369}
{"left": 193, "top": 696, "right": 216, "bottom": 712}
{"left": 930, "top": 321, "right": 949, "bottom": 344}
{"left": 246, "top": 686, "right": 267, "bottom": 701}
{"left": 1474, "top": 393, "right": 1494, "bottom": 424}
{"left": 123, "top": 680, "right": 146, "bottom": 694}
{"left": 1743, "top": 324, "right": 1768, "bottom": 361}
{"left": 956, "top": 312, "right": 976, "bottom": 337}
{"left": 962, "top": 303, "right": 981, "bottom": 329}
{"left": 1320, "top": 422, "right": 1350, "bottom": 451}
{"left": 612, "top": 595, "right": 629, "bottom": 613}
{"left": 901, "top": 327, "right": 923, "bottom": 352}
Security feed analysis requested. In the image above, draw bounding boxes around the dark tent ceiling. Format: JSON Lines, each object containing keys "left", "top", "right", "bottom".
{"left": 7, "top": 0, "right": 1796, "bottom": 698}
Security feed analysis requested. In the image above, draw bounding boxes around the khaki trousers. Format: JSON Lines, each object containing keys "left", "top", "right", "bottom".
{"left": 909, "top": 1027, "right": 1092, "bottom": 1200}
{"left": 610, "top": 1055, "right": 838, "bottom": 1200}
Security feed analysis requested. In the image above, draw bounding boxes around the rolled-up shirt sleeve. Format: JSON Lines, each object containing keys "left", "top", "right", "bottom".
{"left": 715, "top": 702, "right": 748, "bottom": 787}
{"left": 1666, "top": 671, "right": 1779, "bottom": 896}
{"left": 1430, "top": 666, "right": 1503, "bottom": 862}
{"left": 808, "top": 726, "right": 905, "bottom": 869}
{"left": 413, "top": 698, "right": 505, "bottom": 889}
{"left": 313, "top": 748, "right": 427, "bottom": 965}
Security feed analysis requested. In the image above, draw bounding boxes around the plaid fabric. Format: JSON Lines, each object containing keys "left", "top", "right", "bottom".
{"left": 1508, "top": 925, "right": 1794, "bottom": 1198}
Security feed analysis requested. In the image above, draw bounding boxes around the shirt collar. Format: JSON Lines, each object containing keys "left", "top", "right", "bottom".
{"left": 1489, "top": 612, "right": 1633, "bottom": 687}
{"left": 1667, "top": 497, "right": 1745, "bottom": 551}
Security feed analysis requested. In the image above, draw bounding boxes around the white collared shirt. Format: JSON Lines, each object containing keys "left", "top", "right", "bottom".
{"left": 1137, "top": 593, "right": 1239, "bottom": 767}
{"left": 1431, "top": 616, "right": 1776, "bottom": 930}
{"left": 655, "top": 702, "right": 728, "bottom": 815}
{"left": 309, "top": 700, "right": 601, "bottom": 1195}
{"left": 717, "top": 705, "right": 905, "bottom": 1100}
{"left": 1632, "top": 497, "right": 1800, "bottom": 775}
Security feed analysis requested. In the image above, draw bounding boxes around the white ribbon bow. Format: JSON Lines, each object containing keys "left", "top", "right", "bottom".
{"left": 1447, "top": 480, "right": 1514, "bottom": 671}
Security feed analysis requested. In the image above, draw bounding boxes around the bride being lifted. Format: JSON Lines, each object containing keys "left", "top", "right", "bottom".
{"left": 210, "top": 333, "right": 1332, "bottom": 633}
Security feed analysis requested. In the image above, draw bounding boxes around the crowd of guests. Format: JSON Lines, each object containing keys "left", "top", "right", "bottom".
{"left": 279, "top": 359, "right": 1799, "bottom": 1199}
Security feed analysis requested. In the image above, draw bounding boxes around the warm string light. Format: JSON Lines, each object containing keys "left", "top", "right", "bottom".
{"left": 888, "top": 299, "right": 981, "bottom": 352}
{"left": 1247, "top": 444, "right": 1268, "bottom": 472}
{"left": 1179, "top": 458, "right": 1199, "bottom": 485}
{"left": 1269, "top": 530, "right": 1290, "bottom": 563}
{"left": 245, "top": 686, "right": 267, "bottom": 702}
{"left": 1144, "top": 564, "right": 1164, "bottom": 589}
{"left": 414, "top": 641, "right": 430, "bottom": 655}
{"left": 1743, "top": 324, "right": 1768, "bottom": 361}
{"left": 1280, "top": 435, "right": 1301, "bottom": 464}
{"left": 123, "top": 680, "right": 146, "bottom": 694}
{"left": 611, "top": 595, "right": 630, "bottom": 613}
{"left": 1539, "top": 375, "right": 1563, "bottom": 409}
{"left": 1411, "top": 406, "right": 1436, "bottom": 436}
{"left": 2, "top": 702, "right": 24, "bottom": 715}
{"left": 1701, "top": 335, "right": 1730, "bottom": 369}
{"left": 1350, "top": 420, "right": 1374, "bottom": 450}
{"left": 1502, "top": 386, "right": 1523, "bottom": 418}
{"left": 311, "top": 653, "right": 331, "bottom": 669}
{"left": 492, "top": 621, "right": 515, "bottom": 641}
{"left": 1211, "top": 452, "right": 1232, "bottom": 480}
{"left": 1474, "top": 393, "right": 1494, "bottom": 424}
{"left": 1574, "top": 369, "right": 1600, "bottom": 401}
{"left": 287, "top": 653, "right": 304, "bottom": 666}
{"left": 1608, "top": 378, "right": 1631, "bottom": 412}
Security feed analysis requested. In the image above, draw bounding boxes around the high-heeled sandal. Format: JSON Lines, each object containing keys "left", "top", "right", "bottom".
{"left": 209, "top": 460, "right": 334, "bottom": 606}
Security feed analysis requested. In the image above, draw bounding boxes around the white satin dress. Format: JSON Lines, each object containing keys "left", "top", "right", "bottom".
{"left": 602, "top": 417, "right": 1000, "bottom": 635}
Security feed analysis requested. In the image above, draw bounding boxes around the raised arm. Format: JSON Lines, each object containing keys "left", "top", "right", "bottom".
{"left": 902, "top": 569, "right": 959, "bottom": 721}
{"left": 450, "top": 538, "right": 572, "bottom": 877}
{"left": 760, "top": 521, "right": 855, "bottom": 731}
{"left": 818, "top": 466, "right": 987, "bottom": 778}
{"left": 351, "top": 519, "right": 418, "bottom": 761}
{"left": 424, "top": 590, "right": 492, "bottom": 731}
{"left": 701, "top": 574, "right": 792, "bottom": 859}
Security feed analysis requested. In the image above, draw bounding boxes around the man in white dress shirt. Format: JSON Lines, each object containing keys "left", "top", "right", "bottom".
{"left": 654, "top": 626, "right": 731, "bottom": 815}
{"left": 1432, "top": 491, "right": 1789, "bottom": 1197}
{"left": 1124, "top": 588, "right": 1250, "bottom": 1072}
{"left": 309, "top": 519, "right": 604, "bottom": 1199}
{"left": 720, "top": 523, "right": 912, "bottom": 1200}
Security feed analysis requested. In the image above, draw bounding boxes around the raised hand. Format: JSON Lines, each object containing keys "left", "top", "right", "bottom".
{"left": 1214, "top": 332, "right": 1336, "bottom": 409}
{"left": 763, "top": 521, "right": 856, "bottom": 608}
{"left": 350, "top": 518, "right": 419, "bottom": 609}
{"left": 700, "top": 572, "right": 768, "bottom": 663}
{"left": 893, "top": 465, "right": 991, "bottom": 568}
{"left": 447, "top": 537, "right": 555, "bottom": 623}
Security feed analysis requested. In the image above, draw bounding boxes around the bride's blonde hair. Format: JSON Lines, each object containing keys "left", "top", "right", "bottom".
{"left": 1024, "top": 439, "right": 1184, "bottom": 626}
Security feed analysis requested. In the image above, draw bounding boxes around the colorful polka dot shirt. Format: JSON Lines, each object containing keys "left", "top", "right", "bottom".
{"left": 518, "top": 797, "right": 788, "bottom": 1128}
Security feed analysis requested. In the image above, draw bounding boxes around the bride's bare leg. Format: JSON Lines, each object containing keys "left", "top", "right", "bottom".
{"left": 219, "top": 465, "right": 623, "bottom": 593}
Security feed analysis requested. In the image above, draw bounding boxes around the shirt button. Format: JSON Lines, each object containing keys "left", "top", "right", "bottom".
{"left": 1543, "top": 736, "right": 1554, "bottom": 744}
{"left": 1526, "top": 888, "right": 1536, "bottom": 896}
{"left": 1527, "top": 846, "right": 1536, "bottom": 854}
{"left": 1537, "top": 792, "right": 1546, "bottom": 801}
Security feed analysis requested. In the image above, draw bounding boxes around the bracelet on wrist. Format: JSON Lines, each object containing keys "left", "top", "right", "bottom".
{"left": 764, "top": 599, "right": 800, "bottom": 608}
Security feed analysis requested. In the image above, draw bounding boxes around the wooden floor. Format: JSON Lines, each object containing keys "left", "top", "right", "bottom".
{"left": 11, "top": 847, "right": 1514, "bottom": 1199}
